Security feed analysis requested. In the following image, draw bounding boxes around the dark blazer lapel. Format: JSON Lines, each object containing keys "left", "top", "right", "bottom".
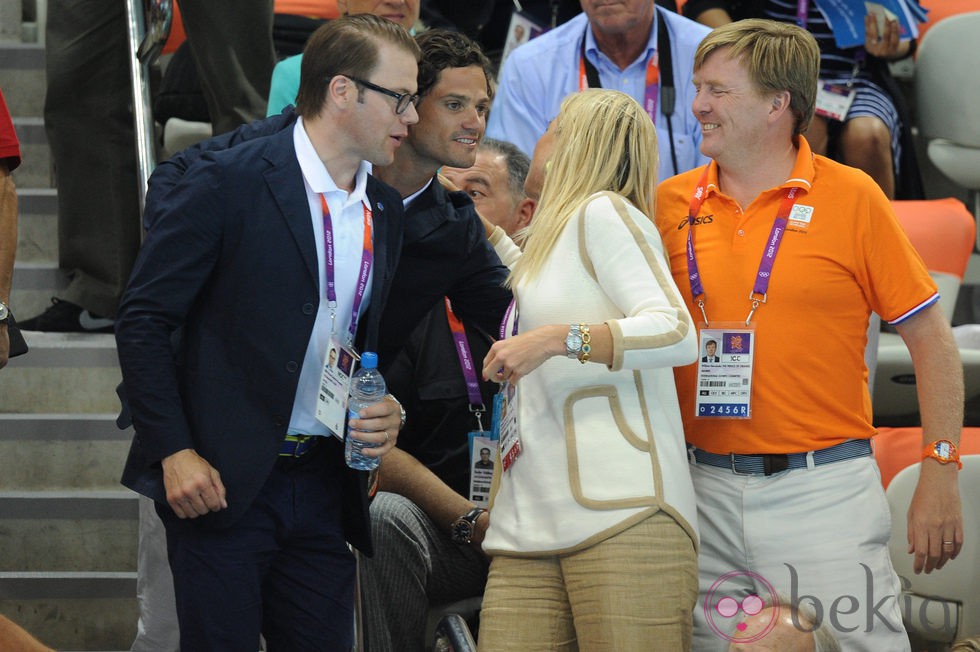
{"left": 263, "top": 129, "right": 319, "bottom": 289}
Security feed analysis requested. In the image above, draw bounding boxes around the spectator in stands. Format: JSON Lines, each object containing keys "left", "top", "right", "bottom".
{"left": 18, "top": 1, "right": 142, "bottom": 334}
{"left": 22, "top": 0, "right": 277, "bottom": 335}
{"left": 370, "top": 29, "right": 511, "bottom": 366}
{"left": 115, "top": 16, "right": 415, "bottom": 649}
{"left": 176, "top": 0, "right": 276, "bottom": 135}
{"left": 441, "top": 138, "right": 536, "bottom": 239}
{"left": 655, "top": 20, "right": 962, "bottom": 651}
{"left": 683, "top": 1, "right": 921, "bottom": 199}
{"left": 479, "top": 88, "right": 699, "bottom": 650}
{"left": 268, "top": 0, "right": 423, "bottom": 115}
{"left": 486, "top": 0, "right": 711, "bottom": 182}
{"left": 0, "top": 88, "right": 19, "bottom": 369}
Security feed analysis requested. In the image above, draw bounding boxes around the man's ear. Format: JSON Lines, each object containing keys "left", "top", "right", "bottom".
{"left": 769, "top": 90, "right": 791, "bottom": 117}
{"left": 515, "top": 197, "right": 536, "bottom": 230}
{"left": 329, "top": 75, "right": 356, "bottom": 108}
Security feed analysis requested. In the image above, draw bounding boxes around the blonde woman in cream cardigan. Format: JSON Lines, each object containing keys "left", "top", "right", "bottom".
{"left": 477, "top": 89, "right": 700, "bottom": 651}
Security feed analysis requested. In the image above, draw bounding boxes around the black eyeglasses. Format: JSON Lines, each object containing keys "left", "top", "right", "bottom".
{"left": 346, "top": 75, "right": 419, "bottom": 115}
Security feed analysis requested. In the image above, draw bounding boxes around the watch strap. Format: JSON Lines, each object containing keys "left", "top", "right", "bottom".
{"left": 565, "top": 323, "right": 583, "bottom": 358}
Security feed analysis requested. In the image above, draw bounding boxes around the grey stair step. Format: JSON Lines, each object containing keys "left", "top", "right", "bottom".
{"left": 0, "top": 332, "right": 122, "bottom": 413}
{"left": 12, "top": 116, "right": 53, "bottom": 188}
{"left": 14, "top": 189, "right": 58, "bottom": 262}
{"left": 0, "top": 571, "right": 136, "bottom": 600}
{"left": 17, "top": 187, "right": 56, "bottom": 218}
{"left": 1, "top": 592, "right": 138, "bottom": 651}
{"left": 9, "top": 262, "right": 71, "bottom": 324}
{"left": 0, "top": 413, "right": 129, "bottom": 441}
{"left": 0, "top": 415, "right": 132, "bottom": 490}
{"left": 0, "top": 43, "right": 45, "bottom": 116}
{"left": 0, "top": 491, "right": 138, "bottom": 573}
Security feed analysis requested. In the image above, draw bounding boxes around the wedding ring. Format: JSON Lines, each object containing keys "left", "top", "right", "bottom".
{"left": 383, "top": 430, "right": 390, "bottom": 444}
{"left": 942, "top": 541, "right": 954, "bottom": 546}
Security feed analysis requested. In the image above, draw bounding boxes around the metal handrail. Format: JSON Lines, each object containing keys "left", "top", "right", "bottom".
{"left": 124, "top": 0, "right": 172, "bottom": 217}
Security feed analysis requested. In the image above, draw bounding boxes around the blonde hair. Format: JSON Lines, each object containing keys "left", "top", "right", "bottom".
{"left": 509, "top": 89, "right": 658, "bottom": 287}
{"left": 694, "top": 19, "right": 819, "bottom": 136}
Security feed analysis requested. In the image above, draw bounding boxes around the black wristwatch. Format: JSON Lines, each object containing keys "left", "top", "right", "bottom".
{"left": 450, "top": 507, "right": 486, "bottom": 545}
{"left": 0, "top": 301, "right": 9, "bottom": 323}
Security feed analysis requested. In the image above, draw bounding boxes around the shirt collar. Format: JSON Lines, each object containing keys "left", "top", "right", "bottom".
{"left": 703, "top": 135, "right": 815, "bottom": 199}
{"left": 403, "top": 177, "right": 434, "bottom": 208}
{"left": 584, "top": 9, "right": 658, "bottom": 71}
{"left": 294, "top": 116, "right": 372, "bottom": 208}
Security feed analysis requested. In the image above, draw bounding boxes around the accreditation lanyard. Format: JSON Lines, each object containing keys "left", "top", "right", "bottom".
{"left": 579, "top": 33, "right": 660, "bottom": 123}
{"left": 685, "top": 169, "right": 802, "bottom": 326}
{"left": 499, "top": 298, "right": 520, "bottom": 340}
{"left": 494, "top": 298, "right": 522, "bottom": 471}
{"left": 320, "top": 194, "right": 373, "bottom": 345}
{"left": 796, "top": 0, "right": 809, "bottom": 28}
{"left": 445, "top": 297, "right": 486, "bottom": 429}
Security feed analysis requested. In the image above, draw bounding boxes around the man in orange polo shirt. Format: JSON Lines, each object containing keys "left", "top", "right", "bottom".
{"left": 657, "top": 20, "right": 964, "bottom": 652}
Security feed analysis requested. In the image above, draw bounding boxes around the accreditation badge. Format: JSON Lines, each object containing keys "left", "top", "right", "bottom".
{"left": 491, "top": 381, "right": 522, "bottom": 471}
{"left": 815, "top": 80, "right": 856, "bottom": 122}
{"left": 315, "top": 337, "right": 357, "bottom": 440}
{"left": 468, "top": 432, "right": 497, "bottom": 509}
{"left": 694, "top": 324, "right": 755, "bottom": 419}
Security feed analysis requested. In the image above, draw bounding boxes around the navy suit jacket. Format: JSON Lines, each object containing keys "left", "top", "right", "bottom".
{"left": 116, "top": 120, "right": 403, "bottom": 553}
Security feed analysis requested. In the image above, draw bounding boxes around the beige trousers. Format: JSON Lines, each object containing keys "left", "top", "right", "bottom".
{"left": 478, "top": 510, "right": 698, "bottom": 651}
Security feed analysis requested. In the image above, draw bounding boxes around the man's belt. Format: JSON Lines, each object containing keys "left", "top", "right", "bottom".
{"left": 688, "top": 438, "right": 872, "bottom": 476}
{"left": 279, "top": 434, "right": 320, "bottom": 457}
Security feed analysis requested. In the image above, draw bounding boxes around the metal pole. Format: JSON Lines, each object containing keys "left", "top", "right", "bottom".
{"left": 124, "top": 0, "right": 171, "bottom": 217}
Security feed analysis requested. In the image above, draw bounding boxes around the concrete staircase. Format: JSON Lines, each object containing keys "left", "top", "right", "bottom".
{"left": 1, "top": 2, "right": 139, "bottom": 650}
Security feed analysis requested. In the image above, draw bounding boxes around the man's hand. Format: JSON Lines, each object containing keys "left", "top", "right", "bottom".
{"left": 347, "top": 395, "right": 402, "bottom": 460}
{"left": 907, "top": 460, "right": 963, "bottom": 574}
{"left": 162, "top": 448, "right": 228, "bottom": 519}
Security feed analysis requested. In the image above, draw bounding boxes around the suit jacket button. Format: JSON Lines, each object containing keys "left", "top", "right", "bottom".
{"left": 286, "top": 361, "right": 298, "bottom": 373}
{"left": 302, "top": 303, "right": 314, "bottom": 315}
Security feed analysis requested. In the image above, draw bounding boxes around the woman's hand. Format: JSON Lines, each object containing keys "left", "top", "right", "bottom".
{"left": 482, "top": 324, "right": 567, "bottom": 384}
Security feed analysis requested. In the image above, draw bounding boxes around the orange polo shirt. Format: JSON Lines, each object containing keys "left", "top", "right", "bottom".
{"left": 656, "top": 138, "right": 937, "bottom": 454}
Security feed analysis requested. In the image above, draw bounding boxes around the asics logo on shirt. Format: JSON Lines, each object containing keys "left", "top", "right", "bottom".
{"left": 679, "top": 215, "right": 714, "bottom": 230}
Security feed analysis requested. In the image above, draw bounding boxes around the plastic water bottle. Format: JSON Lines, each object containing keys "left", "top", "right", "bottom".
{"left": 345, "top": 351, "right": 386, "bottom": 470}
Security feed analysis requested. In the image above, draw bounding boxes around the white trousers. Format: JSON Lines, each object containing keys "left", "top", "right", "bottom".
{"left": 690, "top": 456, "right": 910, "bottom": 652}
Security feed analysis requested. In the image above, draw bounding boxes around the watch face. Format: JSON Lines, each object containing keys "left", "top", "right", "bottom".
{"left": 566, "top": 333, "right": 582, "bottom": 350}
{"left": 0, "top": 302, "right": 7, "bottom": 321}
{"left": 935, "top": 441, "right": 953, "bottom": 459}
{"left": 451, "top": 519, "right": 474, "bottom": 544}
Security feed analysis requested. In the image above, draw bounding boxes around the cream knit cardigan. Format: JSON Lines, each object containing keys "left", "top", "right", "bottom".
{"left": 484, "top": 192, "right": 700, "bottom": 555}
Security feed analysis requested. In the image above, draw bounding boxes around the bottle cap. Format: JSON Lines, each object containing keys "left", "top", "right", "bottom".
{"left": 360, "top": 351, "right": 378, "bottom": 369}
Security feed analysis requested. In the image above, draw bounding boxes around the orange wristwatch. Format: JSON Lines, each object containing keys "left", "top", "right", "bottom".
{"left": 922, "top": 439, "right": 962, "bottom": 469}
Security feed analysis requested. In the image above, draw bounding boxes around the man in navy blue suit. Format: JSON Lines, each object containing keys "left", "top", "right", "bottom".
{"left": 116, "top": 16, "right": 420, "bottom": 650}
